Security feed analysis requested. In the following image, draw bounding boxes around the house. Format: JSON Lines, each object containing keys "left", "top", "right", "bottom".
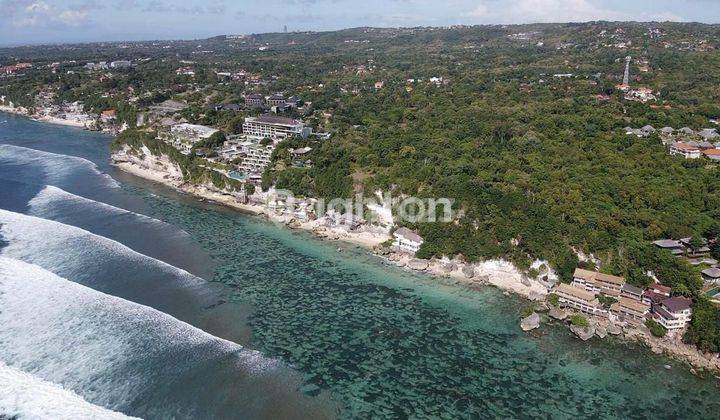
{"left": 642, "top": 284, "right": 672, "bottom": 305}
{"left": 640, "top": 125, "right": 656, "bottom": 135}
{"left": 285, "top": 96, "right": 300, "bottom": 108}
{"left": 679, "top": 127, "right": 695, "bottom": 136}
{"left": 266, "top": 94, "right": 286, "bottom": 107}
{"left": 610, "top": 297, "right": 650, "bottom": 324}
{"left": 660, "top": 126, "right": 674, "bottom": 136}
{"left": 699, "top": 141, "right": 716, "bottom": 150}
{"left": 652, "top": 239, "right": 685, "bottom": 256}
{"left": 679, "top": 237, "right": 711, "bottom": 258}
{"left": 554, "top": 283, "right": 608, "bottom": 317}
{"left": 703, "top": 149, "right": 720, "bottom": 162}
{"left": 243, "top": 114, "right": 309, "bottom": 140}
{"left": 669, "top": 142, "right": 701, "bottom": 159}
{"left": 702, "top": 267, "right": 720, "bottom": 283}
{"left": 698, "top": 128, "right": 719, "bottom": 141}
{"left": 652, "top": 296, "right": 693, "bottom": 330}
{"left": 245, "top": 93, "right": 265, "bottom": 108}
{"left": 100, "top": 109, "right": 116, "bottom": 122}
{"left": 393, "top": 227, "right": 424, "bottom": 255}
{"left": 571, "top": 268, "right": 625, "bottom": 297}
{"left": 621, "top": 283, "right": 644, "bottom": 301}
{"left": 289, "top": 146, "right": 313, "bottom": 167}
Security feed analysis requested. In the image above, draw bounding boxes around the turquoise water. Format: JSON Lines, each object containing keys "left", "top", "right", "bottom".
{"left": 2, "top": 112, "right": 720, "bottom": 418}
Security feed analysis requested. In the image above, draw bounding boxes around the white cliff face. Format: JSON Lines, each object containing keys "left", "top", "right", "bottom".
{"left": 112, "top": 145, "right": 184, "bottom": 184}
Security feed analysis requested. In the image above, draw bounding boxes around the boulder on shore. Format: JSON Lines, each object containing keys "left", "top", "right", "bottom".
{"left": 441, "top": 262, "right": 457, "bottom": 273}
{"left": 570, "top": 324, "right": 596, "bottom": 341}
{"left": 462, "top": 265, "right": 475, "bottom": 278}
{"left": 595, "top": 326, "right": 608, "bottom": 339}
{"left": 408, "top": 259, "right": 429, "bottom": 271}
{"left": 535, "top": 302, "right": 550, "bottom": 313}
{"left": 548, "top": 307, "right": 567, "bottom": 320}
{"left": 521, "top": 313, "right": 541, "bottom": 331}
{"left": 606, "top": 324, "right": 622, "bottom": 335}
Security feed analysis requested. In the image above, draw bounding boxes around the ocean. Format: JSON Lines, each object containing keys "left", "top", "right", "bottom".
{"left": 1, "top": 112, "right": 719, "bottom": 419}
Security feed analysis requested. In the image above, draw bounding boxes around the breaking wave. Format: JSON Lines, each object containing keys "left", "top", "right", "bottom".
{"left": 28, "top": 184, "right": 177, "bottom": 230}
{"left": 0, "top": 257, "right": 289, "bottom": 417}
{"left": 0, "top": 361, "right": 137, "bottom": 420}
{"left": 0, "top": 143, "right": 119, "bottom": 188}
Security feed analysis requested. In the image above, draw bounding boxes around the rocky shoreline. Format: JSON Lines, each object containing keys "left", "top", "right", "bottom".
{"left": 525, "top": 305, "right": 720, "bottom": 375}
{"left": 111, "top": 146, "right": 720, "bottom": 376}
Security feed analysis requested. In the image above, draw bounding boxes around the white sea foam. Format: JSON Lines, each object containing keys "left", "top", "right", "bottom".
{"left": 0, "top": 256, "right": 278, "bottom": 412}
{"left": 0, "top": 208, "right": 200, "bottom": 288}
{"left": 0, "top": 361, "right": 137, "bottom": 420}
{"left": 0, "top": 143, "right": 119, "bottom": 188}
{"left": 27, "top": 184, "right": 184, "bottom": 234}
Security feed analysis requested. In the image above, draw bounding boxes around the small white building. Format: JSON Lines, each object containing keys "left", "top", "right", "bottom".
{"left": 653, "top": 296, "right": 692, "bottom": 330}
{"left": 669, "top": 142, "right": 701, "bottom": 159}
{"left": 393, "top": 227, "right": 423, "bottom": 255}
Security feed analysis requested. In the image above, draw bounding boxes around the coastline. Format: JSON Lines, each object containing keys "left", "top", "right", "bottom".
{"left": 111, "top": 146, "right": 720, "bottom": 375}
{"left": 111, "top": 146, "right": 552, "bottom": 301}
{"left": 0, "top": 107, "right": 92, "bottom": 130}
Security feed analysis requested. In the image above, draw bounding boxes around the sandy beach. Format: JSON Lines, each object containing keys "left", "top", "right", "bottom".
{"left": 1, "top": 106, "right": 91, "bottom": 129}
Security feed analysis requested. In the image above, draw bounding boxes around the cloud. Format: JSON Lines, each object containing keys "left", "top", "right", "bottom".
{"left": 3, "top": 0, "right": 93, "bottom": 27}
{"left": 142, "top": 0, "right": 225, "bottom": 15}
{"left": 467, "top": 0, "right": 625, "bottom": 23}
{"left": 56, "top": 9, "right": 88, "bottom": 26}
{"left": 465, "top": 0, "right": 684, "bottom": 23}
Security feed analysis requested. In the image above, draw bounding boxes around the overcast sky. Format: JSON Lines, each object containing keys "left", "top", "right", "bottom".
{"left": 2, "top": 0, "right": 720, "bottom": 45}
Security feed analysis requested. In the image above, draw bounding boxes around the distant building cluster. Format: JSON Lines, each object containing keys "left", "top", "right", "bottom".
{"left": 624, "top": 125, "right": 720, "bottom": 161}
{"left": 1, "top": 62, "right": 32, "bottom": 75}
{"left": 552, "top": 268, "right": 693, "bottom": 331}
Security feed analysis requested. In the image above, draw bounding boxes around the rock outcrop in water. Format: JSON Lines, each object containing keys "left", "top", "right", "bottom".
{"left": 521, "top": 313, "right": 541, "bottom": 331}
{"left": 571, "top": 324, "right": 596, "bottom": 341}
{"left": 548, "top": 307, "right": 567, "bottom": 320}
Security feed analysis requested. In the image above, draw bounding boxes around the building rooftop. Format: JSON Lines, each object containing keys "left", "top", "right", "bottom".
{"left": 702, "top": 267, "right": 720, "bottom": 279}
{"left": 652, "top": 239, "right": 683, "bottom": 248}
{"left": 622, "top": 283, "right": 644, "bottom": 295}
{"left": 662, "top": 296, "right": 692, "bottom": 313}
{"left": 653, "top": 304, "right": 677, "bottom": 321}
{"left": 253, "top": 114, "right": 302, "bottom": 126}
{"left": 613, "top": 297, "right": 650, "bottom": 313}
{"left": 394, "top": 227, "right": 423, "bottom": 243}
{"left": 671, "top": 142, "right": 700, "bottom": 152}
{"left": 573, "top": 268, "right": 625, "bottom": 285}
{"left": 555, "top": 283, "right": 599, "bottom": 303}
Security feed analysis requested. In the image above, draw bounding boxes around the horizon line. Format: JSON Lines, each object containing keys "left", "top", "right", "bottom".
{"left": 0, "top": 19, "right": 716, "bottom": 50}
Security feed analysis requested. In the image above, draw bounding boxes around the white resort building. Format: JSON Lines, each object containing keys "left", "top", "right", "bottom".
{"left": 669, "top": 142, "right": 701, "bottom": 159}
{"left": 236, "top": 142, "right": 275, "bottom": 175}
{"left": 392, "top": 227, "right": 424, "bottom": 255}
{"left": 571, "top": 268, "right": 625, "bottom": 298}
{"left": 242, "top": 115, "right": 309, "bottom": 140}
{"left": 554, "top": 283, "right": 607, "bottom": 317}
{"left": 610, "top": 297, "right": 650, "bottom": 324}
{"left": 652, "top": 296, "right": 693, "bottom": 330}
